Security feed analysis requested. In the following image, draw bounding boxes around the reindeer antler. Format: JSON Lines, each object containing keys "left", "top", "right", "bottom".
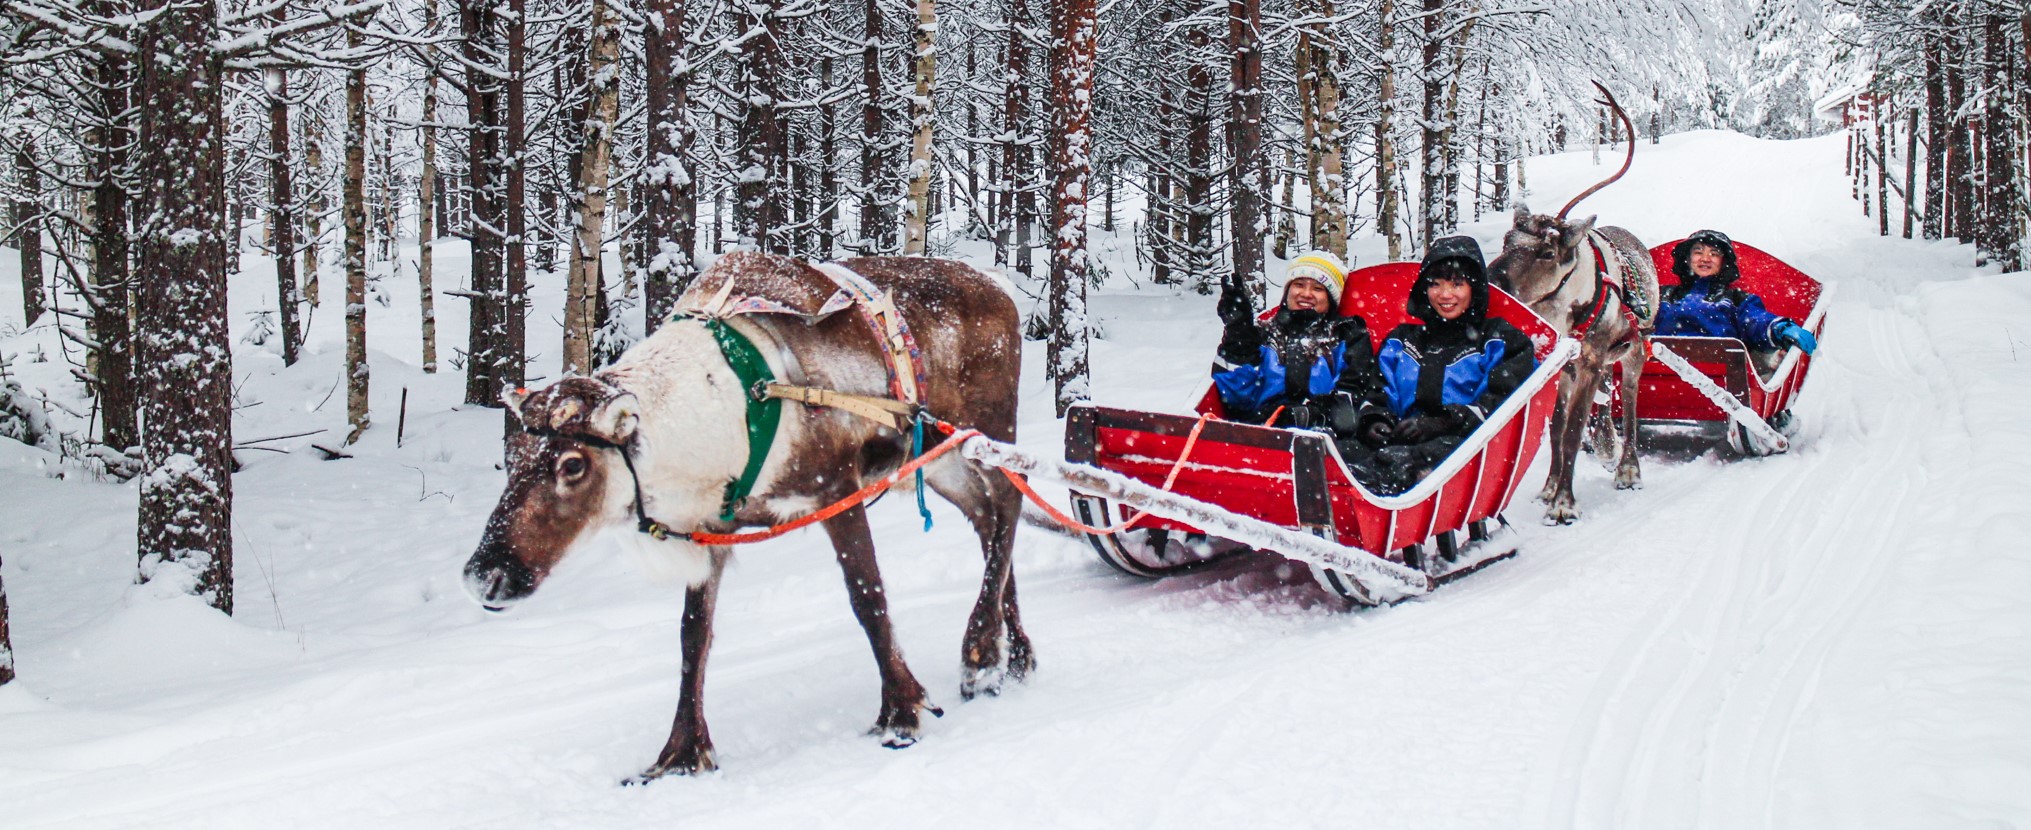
{"left": 1557, "top": 81, "right": 1637, "bottom": 221}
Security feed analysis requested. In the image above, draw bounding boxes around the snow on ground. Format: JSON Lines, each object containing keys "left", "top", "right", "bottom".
{"left": 2, "top": 130, "right": 2028, "bottom": 829}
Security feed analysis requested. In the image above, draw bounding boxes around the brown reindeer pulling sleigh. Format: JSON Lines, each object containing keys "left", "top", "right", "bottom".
{"left": 1487, "top": 82, "right": 1661, "bottom": 524}
{"left": 464, "top": 252, "right": 1034, "bottom": 781}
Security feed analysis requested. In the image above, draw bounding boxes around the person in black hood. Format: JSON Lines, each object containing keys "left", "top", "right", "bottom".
{"left": 1333, "top": 235, "right": 1538, "bottom": 495}
{"left": 1655, "top": 229, "right": 1816, "bottom": 367}
{"left": 1212, "top": 251, "right": 1382, "bottom": 430}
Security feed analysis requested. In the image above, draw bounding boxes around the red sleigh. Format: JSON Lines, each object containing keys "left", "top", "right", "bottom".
{"left": 1062, "top": 263, "right": 1577, "bottom": 605}
{"left": 1628, "top": 240, "right": 1831, "bottom": 456}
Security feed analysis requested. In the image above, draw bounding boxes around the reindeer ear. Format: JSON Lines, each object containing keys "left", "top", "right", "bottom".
{"left": 1512, "top": 204, "right": 1531, "bottom": 227}
{"left": 502, "top": 388, "right": 533, "bottom": 423}
{"left": 586, "top": 392, "right": 641, "bottom": 445}
{"left": 1565, "top": 215, "right": 1598, "bottom": 246}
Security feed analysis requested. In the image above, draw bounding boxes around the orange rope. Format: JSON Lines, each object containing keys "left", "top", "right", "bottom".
{"left": 687, "top": 428, "right": 981, "bottom": 546}
{"left": 684, "top": 413, "right": 1214, "bottom": 545}
{"left": 1262, "top": 405, "right": 1285, "bottom": 427}
{"left": 996, "top": 414, "right": 1212, "bottom": 536}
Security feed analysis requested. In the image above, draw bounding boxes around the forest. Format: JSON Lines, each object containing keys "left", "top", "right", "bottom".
{"left": 0, "top": 0, "right": 2025, "bottom": 687}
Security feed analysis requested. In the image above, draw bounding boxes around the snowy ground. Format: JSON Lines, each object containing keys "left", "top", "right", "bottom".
{"left": 2, "top": 130, "right": 2029, "bottom": 829}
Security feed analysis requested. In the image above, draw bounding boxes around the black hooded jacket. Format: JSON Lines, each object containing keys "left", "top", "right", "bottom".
{"left": 1357, "top": 235, "right": 1538, "bottom": 434}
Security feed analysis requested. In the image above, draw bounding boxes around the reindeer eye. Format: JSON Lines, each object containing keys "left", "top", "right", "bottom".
{"left": 1536, "top": 249, "right": 1554, "bottom": 259}
{"left": 559, "top": 455, "right": 589, "bottom": 480}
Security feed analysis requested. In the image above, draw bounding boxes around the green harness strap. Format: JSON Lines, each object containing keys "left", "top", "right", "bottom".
{"left": 685, "top": 314, "right": 782, "bottom": 523}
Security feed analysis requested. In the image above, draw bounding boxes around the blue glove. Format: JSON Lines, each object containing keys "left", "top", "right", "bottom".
{"left": 1773, "top": 321, "right": 1817, "bottom": 355}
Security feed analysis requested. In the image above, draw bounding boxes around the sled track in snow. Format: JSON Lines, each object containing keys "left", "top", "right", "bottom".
{"left": 1533, "top": 278, "right": 1971, "bottom": 827}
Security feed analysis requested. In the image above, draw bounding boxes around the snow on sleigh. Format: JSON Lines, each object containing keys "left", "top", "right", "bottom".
{"left": 1057, "top": 263, "right": 1579, "bottom": 606}
{"left": 1626, "top": 239, "right": 1830, "bottom": 457}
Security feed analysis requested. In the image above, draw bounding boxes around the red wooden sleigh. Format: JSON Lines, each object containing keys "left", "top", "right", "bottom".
{"left": 1062, "top": 263, "right": 1577, "bottom": 605}
{"left": 1631, "top": 240, "right": 1830, "bottom": 456}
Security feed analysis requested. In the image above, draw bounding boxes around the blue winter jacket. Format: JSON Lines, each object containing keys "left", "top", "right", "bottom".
{"left": 1212, "top": 308, "right": 1379, "bottom": 425}
{"left": 1368, "top": 318, "right": 1538, "bottom": 426}
{"left": 1653, "top": 278, "right": 1789, "bottom": 351}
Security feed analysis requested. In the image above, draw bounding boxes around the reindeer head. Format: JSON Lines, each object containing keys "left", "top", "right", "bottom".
{"left": 1487, "top": 205, "right": 1597, "bottom": 305}
{"left": 464, "top": 377, "right": 642, "bottom": 610}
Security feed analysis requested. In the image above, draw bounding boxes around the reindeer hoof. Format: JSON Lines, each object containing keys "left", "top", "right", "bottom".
{"left": 626, "top": 746, "right": 718, "bottom": 784}
{"left": 1614, "top": 473, "right": 1643, "bottom": 490}
{"left": 1543, "top": 503, "right": 1580, "bottom": 525}
{"left": 962, "top": 664, "right": 1008, "bottom": 700}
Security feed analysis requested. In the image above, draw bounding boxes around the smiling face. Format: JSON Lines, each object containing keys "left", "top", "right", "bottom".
{"left": 1426, "top": 276, "right": 1473, "bottom": 321}
{"left": 1283, "top": 277, "right": 1333, "bottom": 313}
{"left": 1688, "top": 243, "right": 1725, "bottom": 279}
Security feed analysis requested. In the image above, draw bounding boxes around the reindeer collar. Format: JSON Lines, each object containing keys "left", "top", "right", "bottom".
{"left": 676, "top": 313, "right": 784, "bottom": 523}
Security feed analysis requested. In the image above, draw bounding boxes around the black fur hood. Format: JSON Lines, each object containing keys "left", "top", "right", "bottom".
{"left": 1408, "top": 234, "right": 1491, "bottom": 325}
{"left": 1670, "top": 228, "right": 1741, "bottom": 287}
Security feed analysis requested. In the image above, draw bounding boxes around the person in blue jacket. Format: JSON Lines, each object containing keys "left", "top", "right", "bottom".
{"left": 1655, "top": 229, "right": 1817, "bottom": 363}
{"left": 1212, "top": 251, "right": 1380, "bottom": 431}
{"left": 1334, "top": 235, "right": 1537, "bottom": 495}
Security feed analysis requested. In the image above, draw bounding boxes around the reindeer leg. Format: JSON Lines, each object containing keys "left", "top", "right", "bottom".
{"left": 1614, "top": 346, "right": 1645, "bottom": 490}
{"left": 928, "top": 462, "right": 1031, "bottom": 700}
{"left": 1545, "top": 361, "right": 1600, "bottom": 525}
{"left": 820, "top": 503, "right": 940, "bottom": 747}
{"left": 1539, "top": 369, "right": 1575, "bottom": 504}
{"left": 630, "top": 546, "right": 730, "bottom": 784}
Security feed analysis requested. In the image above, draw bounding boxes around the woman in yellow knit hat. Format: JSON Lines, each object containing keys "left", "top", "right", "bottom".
{"left": 1212, "top": 251, "right": 1382, "bottom": 430}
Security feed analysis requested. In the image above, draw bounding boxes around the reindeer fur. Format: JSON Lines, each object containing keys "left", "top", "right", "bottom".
{"left": 465, "top": 251, "right": 1029, "bottom": 781}
{"left": 1488, "top": 207, "right": 1658, "bottom": 524}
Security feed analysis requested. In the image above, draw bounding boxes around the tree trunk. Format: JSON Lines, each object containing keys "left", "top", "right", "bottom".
{"left": 302, "top": 111, "right": 324, "bottom": 307}
{"left": 90, "top": 32, "right": 137, "bottom": 453}
{"left": 1228, "top": 0, "right": 1265, "bottom": 290}
{"left": 461, "top": 0, "right": 504, "bottom": 405}
{"left": 1983, "top": 13, "right": 2019, "bottom": 270}
{"left": 1904, "top": 106, "right": 1917, "bottom": 240}
{"left": 265, "top": 63, "right": 302, "bottom": 366}
{"left": 563, "top": 0, "right": 621, "bottom": 375}
{"left": 1876, "top": 98, "right": 1889, "bottom": 237}
{"left": 1416, "top": 0, "right": 1441, "bottom": 248}
{"left": 859, "top": 0, "right": 890, "bottom": 254}
{"left": 1946, "top": 39, "right": 1972, "bottom": 243}
{"left": 1923, "top": 23, "right": 1946, "bottom": 241}
{"left": 418, "top": 0, "right": 440, "bottom": 373}
{"left": 1297, "top": 0, "right": 1347, "bottom": 259}
{"left": 1049, "top": 0, "right": 1096, "bottom": 416}
{"left": 134, "top": 0, "right": 233, "bottom": 612}
{"left": 1375, "top": 0, "right": 1401, "bottom": 259}
{"left": 11, "top": 127, "right": 44, "bottom": 327}
{"left": 998, "top": 0, "right": 1029, "bottom": 272}
{"left": 819, "top": 57, "right": 839, "bottom": 257}
{"left": 735, "top": 0, "right": 785, "bottom": 252}
{"left": 902, "top": 0, "right": 936, "bottom": 253}
{"left": 1184, "top": 24, "right": 1214, "bottom": 285}
{"left": 644, "top": 0, "right": 697, "bottom": 331}
{"left": 344, "top": 28, "right": 371, "bottom": 444}
{"left": 0, "top": 548, "right": 13, "bottom": 687}
{"left": 503, "top": 0, "right": 529, "bottom": 400}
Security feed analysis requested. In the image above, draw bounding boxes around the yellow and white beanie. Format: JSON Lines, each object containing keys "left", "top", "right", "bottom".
{"left": 1274, "top": 251, "right": 1350, "bottom": 307}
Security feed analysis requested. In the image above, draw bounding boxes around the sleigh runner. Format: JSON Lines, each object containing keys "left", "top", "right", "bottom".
{"left": 1057, "top": 263, "right": 1578, "bottom": 605}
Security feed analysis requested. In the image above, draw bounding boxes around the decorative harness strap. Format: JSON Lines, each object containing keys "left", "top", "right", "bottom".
{"left": 814, "top": 262, "right": 929, "bottom": 407}
{"left": 1571, "top": 233, "right": 1653, "bottom": 354}
{"left": 683, "top": 313, "right": 783, "bottom": 523}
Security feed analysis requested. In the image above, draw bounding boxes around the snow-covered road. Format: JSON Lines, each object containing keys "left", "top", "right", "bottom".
{"left": 2, "top": 131, "right": 2027, "bottom": 829}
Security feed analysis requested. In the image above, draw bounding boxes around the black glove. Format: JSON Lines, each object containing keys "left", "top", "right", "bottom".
{"left": 1361, "top": 417, "right": 1395, "bottom": 447}
{"left": 1216, "top": 279, "right": 1255, "bottom": 326}
{"left": 1392, "top": 413, "right": 1455, "bottom": 444}
{"left": 1285, "top": 403, "right": 1317, "bottom": 430}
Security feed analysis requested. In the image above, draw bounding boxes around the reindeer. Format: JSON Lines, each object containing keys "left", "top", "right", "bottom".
{"left": 462, "top": 251, "right": 1031, "bottom": 782}
{"left": 1487, "top": 83, "right": 1659, "bottom": 525}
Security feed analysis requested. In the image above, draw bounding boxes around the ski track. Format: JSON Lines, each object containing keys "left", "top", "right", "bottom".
{"left": 4, "top": 131, "right": 2031, "bottom": 828}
